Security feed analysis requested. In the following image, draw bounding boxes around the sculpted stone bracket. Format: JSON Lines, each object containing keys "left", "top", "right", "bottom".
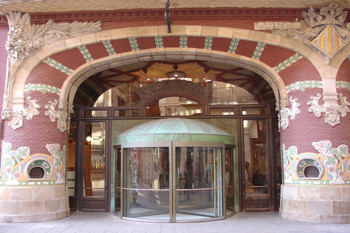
{"left": 279, "top": 96, "right": 301, "bottom": 130}
{"left": 136, "top": 79, "right": 211, "bottom": 115}
{"left": 2, "top": 11, "right": 101, "bottom": 130}
{"left": 45, "top": 99, "right": 71, "bottom": 132}
{"left": 307, "top": 93, "right": 350, "bottom": 126}
{"left": 1, "top": 96, "right": 40, "bottom": 130}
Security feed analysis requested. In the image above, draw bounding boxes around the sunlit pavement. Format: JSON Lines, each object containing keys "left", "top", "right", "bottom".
{"left": 1, "top": 211, "right": 350, "bottom": 233}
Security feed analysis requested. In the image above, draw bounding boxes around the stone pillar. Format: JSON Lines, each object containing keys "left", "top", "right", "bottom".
{"left": 279, "top": 62, "right": 350, "bottom": 223}
{"left": 0, "top": 93, "right": 70, "bottom": 222}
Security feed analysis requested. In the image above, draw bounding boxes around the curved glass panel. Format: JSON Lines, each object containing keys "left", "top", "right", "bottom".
{"left": 123, "top": 147, "right": 170, "bottom": 220}
{"left": 175, "top": 147, "right": 224, "bottom": 221}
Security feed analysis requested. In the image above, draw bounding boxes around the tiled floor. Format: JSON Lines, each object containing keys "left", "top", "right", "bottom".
{"left": 1, "top": 211, "right": 350, "bottom": 233}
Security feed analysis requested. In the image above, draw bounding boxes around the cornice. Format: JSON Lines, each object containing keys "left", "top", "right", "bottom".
{"left": 0, "top": 8, "right": 338, "bottom": 26}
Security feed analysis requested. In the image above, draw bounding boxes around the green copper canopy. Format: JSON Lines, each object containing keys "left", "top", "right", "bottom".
{"left": 117, "top": 118, "right": 233, "bottom": 144}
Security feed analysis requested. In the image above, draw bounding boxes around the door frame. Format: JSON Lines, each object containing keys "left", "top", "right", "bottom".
{"left": 239, "top": 116, "right": 278, "bottom": 212}
{"left": 76, "top": 119, "right": 111, "bottom": 211}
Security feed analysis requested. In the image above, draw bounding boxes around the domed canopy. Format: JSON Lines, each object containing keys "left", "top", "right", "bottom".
{"left": 117, "top": 118, "right": 233, "bottom": 144}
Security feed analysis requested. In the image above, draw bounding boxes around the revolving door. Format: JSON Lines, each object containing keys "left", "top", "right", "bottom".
{"left": 117, "top": 141, "right": 226, "bottom": 222}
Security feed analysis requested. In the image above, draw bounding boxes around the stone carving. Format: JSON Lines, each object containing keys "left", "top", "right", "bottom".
{"left": 307, "top": 93, "right": 350, "bottom": 126}
{"left": 45, "top": 99, "right": 68, "bottom": 132}
{"left": 272, "top": 3, "right": 350, "bottom": 64}
{"left": 2, "top": 12, "right": 101, "bottom": 130}
{"left": 5, "top": 11, "right": 102, "bottom": 61}
{"left": 279, "top": 96, "right": 301, "bottom": 130}
{"left": 254, "top": 21, "right": 302, "bottom": 30}
{"left": 137, "top": 79, "right": 211, "bottom": 103}
{"left": 2, "top": 96, "right": 40, "bottom": 130}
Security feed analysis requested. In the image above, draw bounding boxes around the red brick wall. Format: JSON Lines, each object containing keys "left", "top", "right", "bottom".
{"left": 1, "top": 91, "right": 65, "bottom": 154}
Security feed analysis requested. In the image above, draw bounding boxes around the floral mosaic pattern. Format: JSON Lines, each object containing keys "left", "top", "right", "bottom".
{"left": 283, "top": 140, "right": 350, "bottom": 185}
{"left": 0, "top": 141, "right": 66, "bottom": 186}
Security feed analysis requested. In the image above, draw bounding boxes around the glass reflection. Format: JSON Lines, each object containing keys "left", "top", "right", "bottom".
{"left": 175, "top": 147, "right": 223, "bottom": 219}
{"left": 123, "top": 147, "right": 169, "bottom": 220}
{"left": 83, "top": 122, "right": 106, "bottom": 197}
{"left": 243, "top": 120, "right": 270, "bottom": 210}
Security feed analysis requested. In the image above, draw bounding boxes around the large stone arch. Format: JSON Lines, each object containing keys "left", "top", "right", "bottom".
{"left": 60, "top": 48, "right": 286, "bottom": 110}
{"left": 8, "top": 24, "right": 343, "bottom": 111}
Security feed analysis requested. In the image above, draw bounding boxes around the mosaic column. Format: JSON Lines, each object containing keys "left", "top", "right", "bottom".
{"left": 0, "top": 91, "right": 70, "bottom": 223}
{"left": 279, "top": 62, "right": 350, "bottom": 223}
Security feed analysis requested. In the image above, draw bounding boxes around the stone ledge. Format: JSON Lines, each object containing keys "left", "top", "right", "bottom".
{"left": 281, "top": 210, "right": 350, "bottom": 224}
{"left": 0, "top": 210, "right": 70, "bottom": 223}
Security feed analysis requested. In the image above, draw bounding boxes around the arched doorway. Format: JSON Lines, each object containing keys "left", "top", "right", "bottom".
{"left": 67, "top": 59, "right": 281, "bottom": 219}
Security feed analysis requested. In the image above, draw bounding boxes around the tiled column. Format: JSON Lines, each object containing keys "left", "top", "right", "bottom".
{"left": 280, "top": 64, "right": 350, "bottom": 223}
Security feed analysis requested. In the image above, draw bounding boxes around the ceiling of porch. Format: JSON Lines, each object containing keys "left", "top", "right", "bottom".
{"left": 73, "top": 59, "right": 274, "bottom": 108}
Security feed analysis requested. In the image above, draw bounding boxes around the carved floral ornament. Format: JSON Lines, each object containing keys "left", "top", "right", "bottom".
{"left": 308, "top": 93, "right": 350, "bottom": 126}
{"left": 256, "top": 3, "right": 350, "bottom": 64}
{"left": 278, "top": 96, "right": 301, "bottom": 130}
{"left": 1, "top": 12, "right": 101, "bottom": 130}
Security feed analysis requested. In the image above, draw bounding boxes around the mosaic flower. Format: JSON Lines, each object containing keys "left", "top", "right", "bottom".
{"left": 4, "top": 166, "right": 13, "bottom": 175}
{"left": 327, "top": 165, "right": 336, "bottom": 174}
{"left": 54, "top": 166, "right": 60, "bottom": 174}
{"left": 338, "top": 170, "right": 345, "bottom": 178}
{"left": 13, "top": 171, "right": 21, "bottom": 180}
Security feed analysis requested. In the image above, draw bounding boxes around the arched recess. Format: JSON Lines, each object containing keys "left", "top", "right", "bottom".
{"left": 60, "top": 49, "right": 286, "bottom": 111}
{"left": 136, "top": 79, "right": 211, "bottom": 116}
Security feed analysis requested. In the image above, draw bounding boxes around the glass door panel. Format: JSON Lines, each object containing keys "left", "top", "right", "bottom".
{"left": 175, "top": 146, "right": 224, "bottom": 221}
{"left": 123, "top": 147, "right": 170, "bottom": 220}
{"left": 113, "top": 147, "right": 121, "bottom": 215}
{"left": 225, "top": 147, "right": 235, "bottom": 215}
{"left": 81, "top": 121, "right": 108, "bottom": 211}
{"left": 243, "top": 119, "right": 270, "bottom": 211}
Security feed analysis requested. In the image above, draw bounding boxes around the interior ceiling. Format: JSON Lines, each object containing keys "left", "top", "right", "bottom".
{"left": 0, "top": 0, "right": 349, "bottom": 14}
{"left": 73, "top": 60, "right": 274, "bottom": 107}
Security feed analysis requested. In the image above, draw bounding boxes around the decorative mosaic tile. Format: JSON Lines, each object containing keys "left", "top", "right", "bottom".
{"left": 283, "top": 141, "right": 350, "bottom": 186}
{"left": 103, "top": 41, "right": 116, "bottom": 56}
{"left": 180, "top": 36, "right": 188, "bottom": 48}
{"left": 25, "top": 84, "right": 61, "bottom": 95}
{"left": 227, "top": 38, "right": 240, "bottom": 54}
{"left": 78, "top": 45, "right": 93, "bottom": 62}
{"left": 0, "top": 141, "right": 65, "bottom": 186}
{"left": 336, "top": 81, "right": 350, "bottom": 91}
{"left": 154, "top": 36, "right": 164, "bottom": 48}
{"left": 43, "top": 58, "right": 73, "bottom": 75}
{"left": 274, "top": 53, "right": 303, "bottom": 73}
{"left": 204, "top": 37, "right": 213, "bottom": 50}
{"left": 128, "top": 37, "right": 139, "bottom": 51}
{"left": 286, "top": 80, "right": 323, "bottom": 93}
{"left": 252, "top": 42, "right": 266, "bottom": 60}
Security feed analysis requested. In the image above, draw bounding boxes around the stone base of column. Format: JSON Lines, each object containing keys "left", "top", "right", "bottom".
{"left": 280, "top": 184, "right": 350, "bottom": 223}
{"left": 0, "top": 185, "right": 70, "bottom": 223}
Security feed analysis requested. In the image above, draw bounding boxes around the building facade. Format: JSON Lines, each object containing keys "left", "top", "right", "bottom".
{"left": 0, "top": 0, "right": 349, "bottom": 223}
